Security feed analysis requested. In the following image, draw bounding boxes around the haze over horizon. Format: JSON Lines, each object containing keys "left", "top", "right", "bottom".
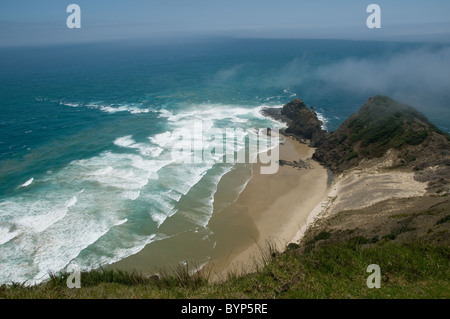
{"left": 1, "top": 0, "right": 450, "bottom": 47}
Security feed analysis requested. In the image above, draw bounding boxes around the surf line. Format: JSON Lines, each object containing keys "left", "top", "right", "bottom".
{"left": 18, "top": 178, "right": 34, "bottom": 188}
{"left": 169, "top": 119, "right": 281, "bottom": 175}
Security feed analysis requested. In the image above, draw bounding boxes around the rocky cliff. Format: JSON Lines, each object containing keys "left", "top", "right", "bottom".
{"left": 264, "top": 95, "right": 450, "bottom": 193}
{"left": 312, "top": 96, "right": 450, "bottom": 193}
{"left": 262, "top": 98, "right": 327, "bottom": 146}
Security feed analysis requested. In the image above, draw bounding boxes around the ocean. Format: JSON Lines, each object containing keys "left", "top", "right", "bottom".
{"left": 1, "top": 38, "right": 449, "bottom": 285}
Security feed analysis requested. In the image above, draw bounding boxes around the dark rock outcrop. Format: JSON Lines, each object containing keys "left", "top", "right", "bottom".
{"left": 261, "top": 98, "right": 327, "bottom": 146}
{"left": 263, "top": 95, "right": 450, "bottom": 193}
{"left": 278, "top": 159, "right": 313, "bottom": 170}
{"left": 261, "top": 107, "right": 292, "bottom": 125}
{"left": 282, "top": 99, "right": 327, "bottom": 146}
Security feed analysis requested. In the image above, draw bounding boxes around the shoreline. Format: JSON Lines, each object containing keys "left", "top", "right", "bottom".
{"left": 205, "top": 135, "right": 330, "bottom": 280}
{"left": 204, "top": 136, "right": 430, "bottom": 280}
{"left": 109, "top": 134, "right": 330, "bottom": 280}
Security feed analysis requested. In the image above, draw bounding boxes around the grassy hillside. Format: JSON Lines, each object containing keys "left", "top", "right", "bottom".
{"left": 1, "top": 237, "right": 449, "bottom": 298}
{"left": 313, "top": 96, "right": 450, "bottom": 175}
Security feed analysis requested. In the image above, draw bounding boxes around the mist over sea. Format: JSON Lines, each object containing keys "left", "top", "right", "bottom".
{"left": 1, "top": 38, "right": 449, "bottom": 285}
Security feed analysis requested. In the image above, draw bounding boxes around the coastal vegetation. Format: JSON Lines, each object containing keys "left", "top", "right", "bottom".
{"left": 313, "top": 96, "right": 450, "bottom": 176}
{"left": 1, "top": 95, "right": 449, "bottom": 299}
{"left": 1, "top": 238, "right": 448, "bottom": 299}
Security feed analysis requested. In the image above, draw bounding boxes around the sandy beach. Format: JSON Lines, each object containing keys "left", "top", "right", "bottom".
{"left": 206, "top": 136, "right": 330, "bottom": 279}
{"left": 109, "top": 135, "right": 330, "bottom": 279}
{"left": 206, "top": 138, "right": 431, "bottom": 280}
{"left": 110, "top": 134, "right": 429, "bottom": 281}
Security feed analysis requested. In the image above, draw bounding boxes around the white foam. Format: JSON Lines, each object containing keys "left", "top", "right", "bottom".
{"left": 149, "top": 131, "right": 173, "bottom": 147}
{"left": 34, "top": 221, "right": 115, "bottom": 284}
{"left": 66, "top": 196, "right": 77, "bottom": 208}
{"left": 75, "top": 152, "right": 153, "bottom": 190}
{"left": 146, "top": 192, "right": 178, "bottom": 216}
{"left": 89, "top": 166, "right": 113, "bottom": 176}
{"left": 163, "top": 165, "right": 209, "bottom": 196}
{"left": 316, "top": 111, "right": 329, "bottom": 131}
{"left": 14, "top": 196, "right": 77, "bottom": 234}
{"left": 59, "top": 101, "right": 80, "bottom": 107}
{"left": 122, "top": 190, "right": 140, "bottom": 201}
{"left": 151, "top": 212, "right": 167, "bottom": 227}
{"left": 163, "top": 189, "right": 183, "bottom": 202}
{"left": 283, "top": 88, "right": 297, "bottom": 97}
{"left": 0, "top": 102, "right": 289, "bottom": 285}
{"left": 191, "top": 165, "right": 234, "bottom": 228}
{"left": 94, "top": 168, "right": 150, "bottom": 190}
{"left": 0, "top": 155, "right": 162, "bottom": 285}
{"left": 52, "top": 98, "right": 153, "bottom": 114}
{"left": 75, "top": 234, "right": 157, "bottom": 270}
{"left": 65, "top": 103, "right": 80, "bottom": 107}
{"left": 19, "top": 178, "right": 34, "bottom": 188}
{"left": 0, "top": 193, "right": 130, "bottom": 285}
{"left": 114, "top": 135, "right": 136, "bottom": 148}
{"left": 0, "top": 226, "right": 19, "bottom": 245}
{"left": 163, "top": 104, "right": 259, "bottom": 124}
{"left": 15, "top": 210, "right": 64, "bottom": 234}
{"left": 98, "top": 103, "right": 150, "bottom": 114}
{"left": 114, "top": 136, "right": 164, "bottom": 157}
{"left": 82, "top": 101, "right": 152, "bottom": 114}
{"left": 157, "top": 109, "right": 173, "bottom": 118}
{"left": 114, "top": 219, "right": 128, "bottom": 226}
{"left": 130, "top": 158, "right": 168, "bottom": 179}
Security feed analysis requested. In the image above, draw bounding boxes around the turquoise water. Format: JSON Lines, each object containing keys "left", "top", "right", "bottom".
{"left": 0, "top": 38, "right": 449, "bottom": 284}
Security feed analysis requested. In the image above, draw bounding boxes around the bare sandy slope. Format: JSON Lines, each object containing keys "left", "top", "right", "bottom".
{"left": 293, "top": 149, "right": 429, "bottom": 243}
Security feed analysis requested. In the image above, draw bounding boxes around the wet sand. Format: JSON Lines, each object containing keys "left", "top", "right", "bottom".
{"left": 110, "top": 136, "right": 330, "bottom": 280}
{"left": 206, "top": 137, "right": 329, "bottom": 280}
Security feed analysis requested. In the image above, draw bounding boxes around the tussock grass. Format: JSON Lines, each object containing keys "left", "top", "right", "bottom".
{"left": 1, "top": 241, "right": 448, "bottom": 299}
{"left": 157, "top": 262, "right": 209, "bottom": 289}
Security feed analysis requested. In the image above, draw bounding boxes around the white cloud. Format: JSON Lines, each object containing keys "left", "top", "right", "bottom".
{"left": 314, "top": 46, "right": 450, "bottom": 114}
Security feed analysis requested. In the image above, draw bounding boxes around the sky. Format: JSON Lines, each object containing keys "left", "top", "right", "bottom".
{"left": 1, "top": 0, "right": 450, "bottom": 47}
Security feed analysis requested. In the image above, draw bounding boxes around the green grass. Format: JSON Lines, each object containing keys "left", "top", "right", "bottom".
{"left": 346, "top": 150, "right": 359, "bottom": 161}
{"left": 1, "top": 241, "right": 448, "bottom": 299}
{"left": 306, "top": 231, "right": 332, "bottom": 246}
{"left": 436, "top": 215, "right": 450, "bottom": 226}
{"left": 345, "top": 96, "right": 446, "bottom": 159}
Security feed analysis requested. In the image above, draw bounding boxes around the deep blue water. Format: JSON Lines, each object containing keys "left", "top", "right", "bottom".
{"left": 0, "top": 38, "right": 449, "bottom": 284}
